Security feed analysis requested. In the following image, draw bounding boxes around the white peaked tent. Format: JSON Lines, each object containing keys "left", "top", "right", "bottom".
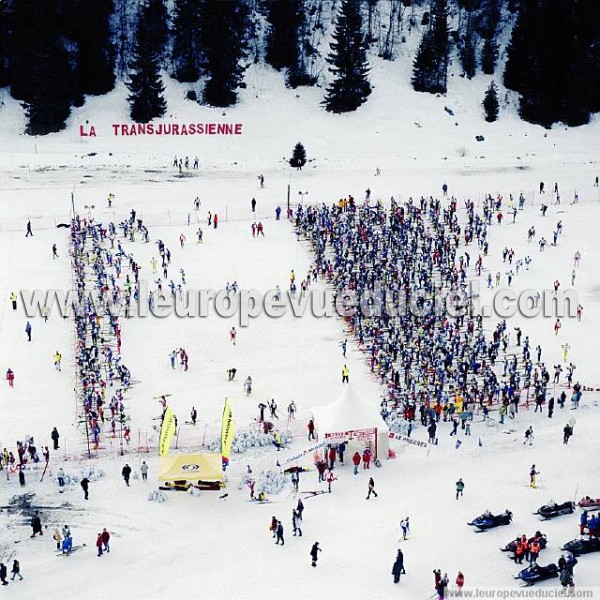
{"left": 311, "top": 387, "right": 389, "bottom": 460}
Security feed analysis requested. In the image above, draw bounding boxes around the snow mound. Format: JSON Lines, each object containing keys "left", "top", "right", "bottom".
{"left": 242, "top": 469, "right": 289, "bottom": 496}
{"left": 148, "top": 490, "right": 168, "bottom": 503}
{"left": 207, "top": 428, "right": 293, "bottom": 454}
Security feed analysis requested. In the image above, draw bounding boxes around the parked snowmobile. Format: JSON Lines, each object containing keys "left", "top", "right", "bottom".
{"left": 578, "top": 496, "right": 600, "bottom": 509}
{"left": 468, "top": 509, "right": 513, "bottom": 530}
{"left": 535, "top": 500, "right": 575, "bottom": 519}
{"left": 515, "top": 563, "right": 558, "bottom": 587}
{"left": 501, "top": 532, "right": 547, "bottom": 553}
{"left": 561, "top": 537, "right": 600, "bottom": 556}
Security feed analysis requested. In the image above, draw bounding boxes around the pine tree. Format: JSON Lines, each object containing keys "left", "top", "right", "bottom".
{"left": 412, "top": 0, "right": 450, "bottom": 94}
{"left": 8, "top": 0, "right": 74, "bottom": 134}
{"left": 324, "top": 0, "right": 372, "bottom": 113}
{"left": 62, "top": 0, "right": 115, "bottom": 103}
{"left": 0, "top": 0, "right": 10, "bottom": 88}
{"left": 480, "top": 37, "right": 498, "bottom": 74}
{"left": 505, "top": 0, "right": 599, "bottom": 127}
{"left": 144, "top": 0, "right": 169, "bottom": 66}
{"left": 171, "top": 0, "right": 201, "bottom": 82}
{"left": 459, "top": 30, "right": 477, "bottom": 79}
{"left": 265, "top": 0, "right": 302, "bottom": 71}
{"left": 198, "top": 0, "right": 249, "bottom": 107}
{"left": 475, "top": 0, "right": 501, "bottom": 39}
{"left": 126, "top": 0, "right": 167, "bottom": 123}
{"left": 290, "top": 142, "right": 307, "bottom": 169}
{"left": 483, "top": 81, "right": 499, "bottom": 121}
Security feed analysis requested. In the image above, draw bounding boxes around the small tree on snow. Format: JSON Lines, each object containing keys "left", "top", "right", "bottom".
{"left": 290, "top": 143, "right": 307, "bottom": 170}
{"left": 483, "top": 82, "right": 499, "bottom": 122}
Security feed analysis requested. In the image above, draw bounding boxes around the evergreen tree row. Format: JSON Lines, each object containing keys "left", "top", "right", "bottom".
{"left": 1, "top": 0, "right": 600, "bottom": 133}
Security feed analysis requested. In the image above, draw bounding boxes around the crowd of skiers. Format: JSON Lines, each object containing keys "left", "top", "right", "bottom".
{"left": 294, "top": 192, "right": 586, "bottom": 448}
{"left": 71, "top": 212, "right": 139, "bottom": 452}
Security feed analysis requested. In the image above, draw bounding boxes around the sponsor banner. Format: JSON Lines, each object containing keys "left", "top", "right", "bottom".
{"left": 324, "top": 427, "right": 376, "bottom": 442}
{"left": 221, "top": 398, "right": 235, "bottom": 465}
{"left": 159, "top": 406, "right": 176, "bottom": 456}
{"left": 388, "top": 432, "right": 428, "bottom": 448}
{"left": 279, "top": 440, "right": 328, "bottom": 466}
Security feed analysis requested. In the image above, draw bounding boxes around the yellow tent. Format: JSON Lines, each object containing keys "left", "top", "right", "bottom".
{"left": 158, "top": 454, "right": 224, "bottom": 483}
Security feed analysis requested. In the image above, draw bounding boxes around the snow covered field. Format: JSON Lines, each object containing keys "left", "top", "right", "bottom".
{"left": 1, "top": 64, "right": 600, "bottom": 600}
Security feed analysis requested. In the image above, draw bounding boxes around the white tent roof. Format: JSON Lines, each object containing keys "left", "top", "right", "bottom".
{"left": 312, "top": 387, "right": 389, "bottom": 436}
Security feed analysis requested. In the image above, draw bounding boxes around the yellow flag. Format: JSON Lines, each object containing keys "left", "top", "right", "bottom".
{"left": 159, "top": 406, "right": 176, "bottom": 456}
{"left": 221, "top": 398, "right": 235, "bottom": 466}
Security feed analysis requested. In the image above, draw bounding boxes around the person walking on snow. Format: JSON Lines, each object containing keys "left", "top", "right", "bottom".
{"left": 96, "top": 533, "right": 104, "bottom": 557}
{"left": 292, "top": 510, "right": 302, "bottom": 537}
{"left": 122, "top": 463, "right": 132, "bottom": 486}
{"left": 51, "top": 427, "right": 60, "bottom": 450}
{"left": 456, "top": 571, "right": 465, "bottom": 594}
{"left": 400, "top": 517, "right": 410, "bottom": 540}
{"left": 6, "top": 369, "right": 14, "bottom": 388}
{"left": 341, "top": 364, "right": 349, "bottom": 383}
{"left": 524, "top": 426, "right": 534, "bottom": 446}
{"left": 25, "top": 321, "right": 32, "bottom": 342}
{"left": 53, "top": 528, "right": 62, "bottom": 550}
{"left": 30, "top": 512, "right": 43, "bottom": 538}
{"left": 362, "top": 447, "right": 372, "bottom": 469}
{"left": 366, "top": 477, "right": 378, "bottom": 499}
{"left": 529, "top": 464, "right": 539, "bottom": 488}
{"left": 54, "top": 351, "right": 62, "bottom": 372}
{"left": 101, "top": 529, "right": 110, "bottom": 553}
{"left": 326, "top": 469, "right": 336, "bottom": 493}
{"left": 275, "top": 521, "right": 284, "bottom": 545}
{"left": 140, "top": 461, "right": 148, "bottom": 481}
{"left": 352, "top": 451, "right": 361, "bottom": 475}
{"left": 25, "top": 220, "right": 33, "bottom": 237}
{"left": 230, "top": 327, "right": 237, "bottom": 345}
{"left": 307, "top": 419, "right": 315, "bottom": 440}
{"left": 310, "top": 542, "right": 321, "bottom": 567}
{"left": 80, "top": 477, "right": 90, "bottom": 500}
{"left": 456, "top": 478, "right": 465, "bottom": 500}
{"left": 10, "top": 560, "right": 22, "bottom": 582}
{"left": 392, "top": 550, "right": 405, "bottom": 583}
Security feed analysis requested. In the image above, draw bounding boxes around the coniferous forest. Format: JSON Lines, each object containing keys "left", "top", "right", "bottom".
{"left": 0, "top": 0, "right": 599, "bottom": 134}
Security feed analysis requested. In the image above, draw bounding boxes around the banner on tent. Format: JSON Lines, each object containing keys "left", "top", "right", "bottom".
{"left": 388, "top": 432, "right": 428, "bottom": 449}
{"left": 280, "top": 440, "right": 328, "bottom": 466}
{"left": 325, "top": 427, "right": 376, "bottom": 442}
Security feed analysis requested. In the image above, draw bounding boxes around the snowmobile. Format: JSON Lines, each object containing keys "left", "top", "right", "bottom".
{"left": 468, "top": 509, "right": 513, "bottom": 530}
{"left": 578, "top": 496, "right": 600, "bottom": 509}
{"left": 515, "top": 563, "right": 558, "bottom": 587}
{"left": 534, "top": 500, "right": 575, "bottom": 519}
{"left": 561, "top": 537, "right": 600, "bottom": 556}
{"left": 501, "top": 532, "right": 547, "bottom": 553}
